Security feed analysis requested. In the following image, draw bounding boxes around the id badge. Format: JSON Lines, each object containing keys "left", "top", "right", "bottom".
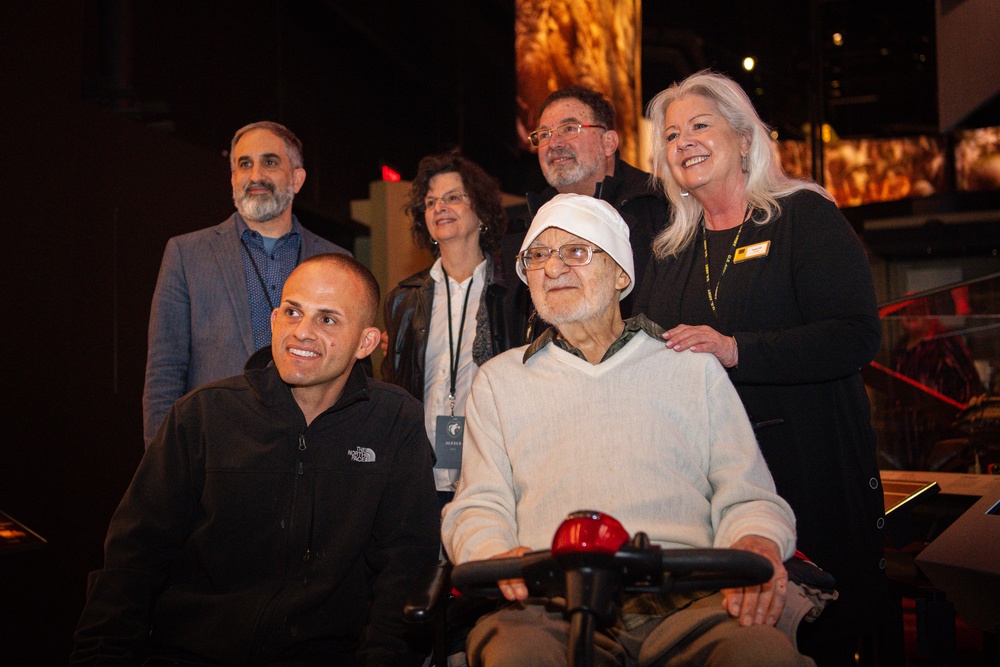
{"left": 733, "top": 240, "right": 770, "bottom": 263}
{"left": 434, "top": 415, "right": 465, "bottom": 469}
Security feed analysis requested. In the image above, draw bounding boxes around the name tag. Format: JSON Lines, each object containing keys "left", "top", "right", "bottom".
{"left": 733, "top": 240, "right": 770, "bottom": 263}
{"left": 434, "top": 415, "right": 465, "bottom": 469}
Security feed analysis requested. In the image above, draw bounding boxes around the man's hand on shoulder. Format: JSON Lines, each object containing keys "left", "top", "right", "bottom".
{"left": 721, "top": 535, "right": 787, "bottom": 626}
{"left": 492, "top": 546, "right": 532, "bottom": 601}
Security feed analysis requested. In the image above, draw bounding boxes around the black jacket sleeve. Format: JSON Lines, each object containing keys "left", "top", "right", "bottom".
{"left": 357, "top": 396, "right": 440, "bottom": 666}
{"left": 71, "top": 408, "right": 202, "bottom": 665}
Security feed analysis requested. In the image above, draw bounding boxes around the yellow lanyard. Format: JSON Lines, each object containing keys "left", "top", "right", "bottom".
{"left": 701, "top": 206, "right": 750, "bottom": 315}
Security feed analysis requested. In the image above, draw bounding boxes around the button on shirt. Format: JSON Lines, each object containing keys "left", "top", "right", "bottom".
{"left": 423, "top": 257, "right": 486, "bottom": 492}
{"left": 237, "top": 215, "right": 302, "bottom": 351}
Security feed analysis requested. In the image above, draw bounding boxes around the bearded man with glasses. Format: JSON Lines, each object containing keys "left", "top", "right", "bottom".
{"left": 504, "top": 86, "right": 669, "bottom": 341}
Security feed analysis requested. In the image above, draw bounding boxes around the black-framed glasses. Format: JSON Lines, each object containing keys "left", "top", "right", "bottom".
{"left": 528, "top": 122, "right": 607, "bottom": 148}
{"left": 420, "top": 190, "right": 469, "bottom": 212}
{"left": 519, "top": 244, "right": 605, "bottom": 271}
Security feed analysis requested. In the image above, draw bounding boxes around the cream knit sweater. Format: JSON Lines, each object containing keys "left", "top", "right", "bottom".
{"left": 442, "top": 331, "right": 796, "bottom": 564}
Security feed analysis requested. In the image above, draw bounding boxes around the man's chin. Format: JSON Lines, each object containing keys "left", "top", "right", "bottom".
{"left": 545, "top": 172, "right": 585, "bottom": 190}
{"left": 236, "top": 202, "right": 284, "bottom": 223}
{"left": 533, "top": 305, "right": 577, "bottom": 328}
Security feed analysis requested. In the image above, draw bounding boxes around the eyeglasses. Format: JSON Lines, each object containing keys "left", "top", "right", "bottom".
{"left": 528, "top": 122, "right": 607, "bottom": 148}
{"left": 519, "top": 244, "right": 605, "bottom": 271}
{"left": 421, "top": 191, "right": 468, "bottom": 212}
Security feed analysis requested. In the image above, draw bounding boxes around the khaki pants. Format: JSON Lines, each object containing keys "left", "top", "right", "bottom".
{"left": 466, "top": 591, "right": 817, "bottom": 667}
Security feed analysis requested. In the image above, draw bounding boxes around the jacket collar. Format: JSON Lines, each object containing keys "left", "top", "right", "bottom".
{"left": 528, "top": 152, "right": 663, "bottom": 215}
{"left": 399, "top": 254, "right": 505, "bottom": 289}
{"left": 243, "top": 347, "right": 371, "bottom": 416}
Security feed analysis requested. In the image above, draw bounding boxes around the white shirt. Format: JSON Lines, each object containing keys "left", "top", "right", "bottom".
{"left": 424, "top": 257, "right": 487, "bottom": 492}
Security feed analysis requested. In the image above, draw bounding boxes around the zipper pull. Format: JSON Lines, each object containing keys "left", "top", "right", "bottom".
{"left": 298, "top": 433, "right": 306, "bottom": 451}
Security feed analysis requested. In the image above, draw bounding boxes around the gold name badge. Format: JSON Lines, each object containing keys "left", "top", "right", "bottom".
{"left": 733, "top": 240, "right": 771, "bottom": 263}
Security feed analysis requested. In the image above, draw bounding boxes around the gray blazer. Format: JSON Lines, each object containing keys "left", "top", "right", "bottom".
{"left": 142, "top": 213, "right": 348, "bottom": 446}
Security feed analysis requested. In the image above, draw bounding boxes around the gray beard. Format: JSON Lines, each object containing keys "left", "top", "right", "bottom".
{"left": 542, "top": 153, "right": 600, "bottom": 189}
{"left": 234, "top": 184, "right": 294, "bottom": 222}
{"left": 530, "top": 279, "right": 618, "bottom": 328}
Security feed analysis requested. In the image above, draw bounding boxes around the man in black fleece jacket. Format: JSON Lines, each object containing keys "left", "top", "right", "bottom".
{"left": 73, "top": 253, "right": 440, "bottom": 666}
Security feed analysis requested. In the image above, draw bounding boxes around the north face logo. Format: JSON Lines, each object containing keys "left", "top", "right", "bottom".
{"left": 348, "top": 447, "right": 376, "bottom": 463}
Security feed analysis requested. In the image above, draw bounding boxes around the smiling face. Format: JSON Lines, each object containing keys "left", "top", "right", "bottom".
{"left": 423, "top": 171, "right": 482, "bottom": 249}
{"left": 526, "top": 226, "right": 629, "bottom": 329}
{"left": 270, "top": 261, "right": 380, "bottom": 412}
{"left": 537, "top": 98, "right": 618, "bottom": 194}
{"left": 662, "top": 94, "right": 749, "bottom": 199}
{"left": 231, "top": 128, "right": 306, "bottom": 223}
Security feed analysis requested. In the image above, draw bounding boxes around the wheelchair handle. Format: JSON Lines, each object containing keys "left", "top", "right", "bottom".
{"left": 450, "top": 546, "right": 773, "bottom": 598}
{"left": 451, "top": 549, "right": 553, "bottom": 592}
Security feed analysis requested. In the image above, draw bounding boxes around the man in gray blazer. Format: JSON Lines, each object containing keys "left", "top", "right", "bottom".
{"left": 142, "top": 121, "right": 348, "bottom": 447}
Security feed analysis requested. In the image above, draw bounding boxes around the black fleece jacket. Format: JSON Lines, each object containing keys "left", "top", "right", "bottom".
{"left": 72, "top": 350, "right": 440, "bottom": 666}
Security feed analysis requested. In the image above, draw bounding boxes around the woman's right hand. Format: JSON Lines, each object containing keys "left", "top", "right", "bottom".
{"left": 663, "top": 324, "right": 739, "bottom": 368}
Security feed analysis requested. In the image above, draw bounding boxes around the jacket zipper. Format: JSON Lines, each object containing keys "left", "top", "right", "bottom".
{"left": 297, "top": 432, "right": 310, "bottom": 560}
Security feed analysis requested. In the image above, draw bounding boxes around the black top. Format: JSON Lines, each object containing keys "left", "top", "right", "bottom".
{"left": 634, "top": 189, "right": 886, "bottom": 640}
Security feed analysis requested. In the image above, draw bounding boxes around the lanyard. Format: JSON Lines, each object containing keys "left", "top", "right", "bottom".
{"left": 442, "top": 268, "right": 474, "bottom": 416}
{"left": 240, "top": 234, "right": 302, "bottom": 310}
{"left": 702, "top": 205, "right": 750, "bottom": 315}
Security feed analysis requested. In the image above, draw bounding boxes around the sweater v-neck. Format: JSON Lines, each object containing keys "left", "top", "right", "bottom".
{"left": 543, "top": 331, "right": 648, "bottom": 376}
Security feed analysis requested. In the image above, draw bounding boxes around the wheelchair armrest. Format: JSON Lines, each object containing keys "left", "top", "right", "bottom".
{"left": 403, "top": 559, "right": 452, "bottom": 624}
{"left": 784, "top": 554, "right": 837, "bottom": 593}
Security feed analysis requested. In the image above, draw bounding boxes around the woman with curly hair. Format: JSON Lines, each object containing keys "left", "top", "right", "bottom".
{"left": 381, "top": 151, "right": 515, "bottom": 505}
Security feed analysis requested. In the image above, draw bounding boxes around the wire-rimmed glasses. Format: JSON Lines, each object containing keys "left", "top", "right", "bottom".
{"left": 528, "top": 123, "right": 607, "bottom": 148}
{"left": 518, "top": 244, "right": 605, "bottom": 271}
{"left": 420, "top": 190, "right": 469, "bottom": 212}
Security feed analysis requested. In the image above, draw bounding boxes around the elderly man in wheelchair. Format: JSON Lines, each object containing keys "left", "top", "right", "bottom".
{"left": 435, "top": 195, "right": 820, "bottom": 666}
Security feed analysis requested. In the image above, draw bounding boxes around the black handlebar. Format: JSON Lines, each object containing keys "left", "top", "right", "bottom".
{"left": 450, "top": 546, "right": 773, "bottom": 599}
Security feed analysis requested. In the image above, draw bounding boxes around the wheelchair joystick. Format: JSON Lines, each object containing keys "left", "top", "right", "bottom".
{"left": 551, "top": 510, "right": 630, "bottom": 557}
{"left": 551, "top": 511, "right": 631, "bottom": 667}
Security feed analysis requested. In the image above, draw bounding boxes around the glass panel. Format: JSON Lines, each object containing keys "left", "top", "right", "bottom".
{"left": 867, "top": 271, "right": 1000, "bottom": 473}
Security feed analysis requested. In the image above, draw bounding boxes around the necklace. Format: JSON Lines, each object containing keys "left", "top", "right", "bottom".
{"left": 702, "top": 204, "right": 751, "bottom": 315}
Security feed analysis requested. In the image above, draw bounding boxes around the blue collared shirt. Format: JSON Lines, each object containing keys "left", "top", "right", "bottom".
{"left": 235, "top": 213, "right": 303, "bottom": 351}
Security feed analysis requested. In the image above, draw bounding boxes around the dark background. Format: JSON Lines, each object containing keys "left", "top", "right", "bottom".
{"left": 1, "top": 1, "right": 996, "bottom": 662}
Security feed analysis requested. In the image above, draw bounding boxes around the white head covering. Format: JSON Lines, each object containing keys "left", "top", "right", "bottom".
{"left": 516, "top": 193, "right": 635, "bottom": 298}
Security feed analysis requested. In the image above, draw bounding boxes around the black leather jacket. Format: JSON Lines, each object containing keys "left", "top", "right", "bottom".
{"left": 380, "top": 256, "right": 516, "bottom": 401}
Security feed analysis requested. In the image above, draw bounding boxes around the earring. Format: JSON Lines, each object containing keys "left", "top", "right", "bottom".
{"left": 679, "top": 191, "right": 690, "bottom": 197}
{"left": 741, "top": 154, "right": 749, "bottom": 173}
{"left": 479, "top": 223, "right": 488, "bottom": 233}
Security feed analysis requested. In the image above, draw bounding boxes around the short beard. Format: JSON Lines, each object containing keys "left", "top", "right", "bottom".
{"left": 530, "top": 274, "right": 619, "bottom": 328}
{"left": 233, "top": 181, "right": 295, "bottom": 222}
{"left": 542, "top": 150, "right": 601, "bottom": 190}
